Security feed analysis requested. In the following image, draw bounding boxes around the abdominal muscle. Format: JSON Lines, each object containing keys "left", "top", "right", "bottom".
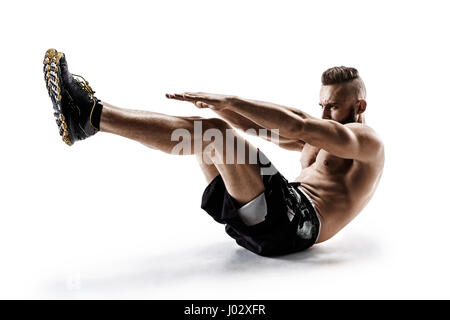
{"left": 295, "top": 166, "right": 364, "bottom": 243}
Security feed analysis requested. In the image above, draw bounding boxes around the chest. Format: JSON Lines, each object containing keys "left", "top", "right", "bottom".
{"left": 301, "top": 143, "right": 353, "bottom": 172}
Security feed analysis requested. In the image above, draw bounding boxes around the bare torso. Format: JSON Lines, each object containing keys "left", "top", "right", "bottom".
{"left": 296, "top": 142, "right": 384, "bottom": 242}
{"left": 167, "top": 91, "right": 385, "bottom": 243}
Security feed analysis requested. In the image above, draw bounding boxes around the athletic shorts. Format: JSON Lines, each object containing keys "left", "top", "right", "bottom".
{"left": 200, "top": 148, "right": 321, "bottom": 257}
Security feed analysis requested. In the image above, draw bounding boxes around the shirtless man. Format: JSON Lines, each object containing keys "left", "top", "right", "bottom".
{"left": 43, "top": 49, "right": 384, "bottom": 256}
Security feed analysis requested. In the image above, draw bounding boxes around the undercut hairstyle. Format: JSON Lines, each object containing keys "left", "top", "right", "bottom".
{"left": 321, "top": 66, "right": 367, "bottom": 99}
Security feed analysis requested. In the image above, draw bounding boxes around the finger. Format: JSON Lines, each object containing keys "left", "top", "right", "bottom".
{"left": 185, "top": 92, "right": 210, "bottom": 99}
{"left": 183, "top": 93, "right": 202, "bottom": 100}
{"left": 185, "top": 92, "right": 206, "bottom": 96}
{"left": 165, "top": 93, "right": 179, "bottom": 99}
{"left": 165, "top": 93, "right": 183, "bottom": 100}
{"left": 184, "top": 93, "right": 218, "bottom": 104}
{"left": 165, "top": 93, "right": 196, "bottom": 102}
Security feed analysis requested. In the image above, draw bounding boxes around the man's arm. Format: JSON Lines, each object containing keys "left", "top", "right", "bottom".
{"left": 166, "top": 92, "right": 383, "bottom": 161}
{"left": 167, "top": 93, "right": 312, "bottom": 139}
{"left": 301, "top": 120, "right": 383, "bottom": 161}
{"left": 226, "top": 96, "right": 313, "bottom": 140}
{"left": 166, "top": 93, "right": 305, "bottom": 151}
{"left": 228, "top": 96, "right": 383, "bottom": 161}
{"left": 208, "top": 108, "right": 305, "bottom": 150}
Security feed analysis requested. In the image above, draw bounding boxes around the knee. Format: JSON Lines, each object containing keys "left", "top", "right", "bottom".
{"left": 202, "top": 118, "right": 235, "bottom": 147}
{"left": 200, "top": 118, "right": 234, "bottom": 154}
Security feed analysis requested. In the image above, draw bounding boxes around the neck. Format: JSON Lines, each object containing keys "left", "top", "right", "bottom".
{"left": 357, "top": 114, "right": 365, "bottom": 124}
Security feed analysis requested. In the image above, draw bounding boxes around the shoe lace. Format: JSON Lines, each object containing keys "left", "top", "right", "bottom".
{"left": 72, "top": 74, "right": 95, "bottom": 100}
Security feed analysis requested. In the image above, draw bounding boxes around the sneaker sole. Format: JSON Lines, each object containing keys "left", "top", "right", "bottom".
{"left": 43, "top": 48, "right": 73, "bottom": 146}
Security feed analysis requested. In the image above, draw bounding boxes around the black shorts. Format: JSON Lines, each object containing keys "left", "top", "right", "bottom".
{"left": 200, "top": 148, "right": 321, "bottom": 257}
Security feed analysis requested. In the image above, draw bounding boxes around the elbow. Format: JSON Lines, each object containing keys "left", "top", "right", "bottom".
{"left": 285, "top": 116, "right": 308, "bottom": 141}
{"left": 285, "top": 117, "right": 306, "bottom": 140}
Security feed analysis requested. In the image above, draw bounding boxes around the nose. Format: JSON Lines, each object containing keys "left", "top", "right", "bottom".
{"left": 322, "top": 107, "right": 331, "bottom": 120}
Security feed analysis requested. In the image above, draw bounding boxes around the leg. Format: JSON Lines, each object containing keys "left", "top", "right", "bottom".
{"left": 100, "top": 102, "right": 205, "bottom": 153}
{"left": 99, "top": 102, "right": 264, "bottom": 204}
{"left": 195, "top": 153, "right": 220, "bottom": 184}
{"left": 199, "top": 118, "right": 264, "bottom": 204}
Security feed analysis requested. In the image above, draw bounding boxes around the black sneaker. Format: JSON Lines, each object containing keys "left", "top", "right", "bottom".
{"left": 43, "top": 48, "right": 101, "bottom": 146}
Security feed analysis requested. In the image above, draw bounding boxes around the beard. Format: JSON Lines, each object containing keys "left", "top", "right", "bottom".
{"left": 340, "top": 111, "right": 357, "bottom": 124}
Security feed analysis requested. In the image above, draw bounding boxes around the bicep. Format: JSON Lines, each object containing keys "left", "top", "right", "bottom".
{"left": 300, "top": 119, "right": 382, "bottom": 161}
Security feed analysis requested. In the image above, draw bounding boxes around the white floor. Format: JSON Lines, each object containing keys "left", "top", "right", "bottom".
{"left": 1, "top": 0, "right": 449, "bottom": 299}
{"left": 1, "top": 139, "right": 448, "bottom": 299}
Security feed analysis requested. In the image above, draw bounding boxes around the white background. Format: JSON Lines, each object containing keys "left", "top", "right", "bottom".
{"left": 0, "top": 0, "right": 449, "bottom": 299}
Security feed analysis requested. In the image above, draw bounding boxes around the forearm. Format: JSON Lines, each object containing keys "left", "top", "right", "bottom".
{"left": 225, "top": 96, "right": 308, "bottom": 140}
{"left": 214, "top": 108, "right": 264, "bottom": 131}
{"left": 166, "top": 91, "right": 307, "bottom": 150}
{"left": 213, "top": 108, "right": 302, "bottom": 145}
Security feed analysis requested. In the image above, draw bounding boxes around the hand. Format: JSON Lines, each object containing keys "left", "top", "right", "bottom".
{"left": 165, "top": 92, "right": 231, "bottom": 111}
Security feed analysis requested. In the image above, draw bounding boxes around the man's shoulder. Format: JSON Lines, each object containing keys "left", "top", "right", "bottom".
{"left": 344, "top": 123, "right": 382, "bottom": 141}
{"left": 344, "top": 122, "right": 384, "bottom": 160}
{"left": 343, "top": 122, "right": 375, "bottom": 132}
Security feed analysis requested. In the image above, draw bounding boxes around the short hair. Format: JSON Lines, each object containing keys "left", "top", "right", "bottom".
{"left": 321, "top": 66, "right": 366, "bottom": 99}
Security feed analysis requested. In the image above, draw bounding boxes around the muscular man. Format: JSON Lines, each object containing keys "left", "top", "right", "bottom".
{"left": 43, "top": 49, "right": 384, "bottom": 256}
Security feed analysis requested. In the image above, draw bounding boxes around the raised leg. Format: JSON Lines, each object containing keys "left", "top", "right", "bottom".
{"left": 99, "top": 102, "right": 264, "bottom": 204}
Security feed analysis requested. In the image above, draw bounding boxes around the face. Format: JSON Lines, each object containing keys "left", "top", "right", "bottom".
{"left": 319, "top": 84, "right": 362, "bottom": 124}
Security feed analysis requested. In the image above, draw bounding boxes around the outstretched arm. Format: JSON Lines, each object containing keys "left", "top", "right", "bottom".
{"left": 167, "top": 92, "right": 383, "bottom": 161}
{"left": 167, "top": 93, "right": 305, "bottom": 151}
{"left": 212, "top": 108, "right": 305, "bottom": 150}
{"left": 168, "top": 93, "right": 311, "bottom": 136}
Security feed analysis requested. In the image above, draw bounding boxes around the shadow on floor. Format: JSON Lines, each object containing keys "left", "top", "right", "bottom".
{"left": 47, "top": 232, "right": 379, "bottom": 296}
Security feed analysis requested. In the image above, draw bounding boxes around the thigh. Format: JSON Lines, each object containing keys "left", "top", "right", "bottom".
{"left": 213, "top": 150, "right": 264, "bottom": 205}
{"left": 205, "top": 124, "right": 264, "bottom": 205}
{"left": 196, "top": 153, "right": 219, "bottom": 185}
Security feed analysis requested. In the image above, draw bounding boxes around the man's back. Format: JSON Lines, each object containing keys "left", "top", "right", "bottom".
{"left": 297, "top": 122, "right": 385, "bottom": 242}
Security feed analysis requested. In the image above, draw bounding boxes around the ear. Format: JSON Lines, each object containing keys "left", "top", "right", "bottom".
{"left": 356, "top": 99, "right": 367, "bottom": 114}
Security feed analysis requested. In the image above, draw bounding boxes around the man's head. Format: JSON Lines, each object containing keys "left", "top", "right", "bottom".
{"left": 319, "top": 66, "right": 367, "bottom": 124}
